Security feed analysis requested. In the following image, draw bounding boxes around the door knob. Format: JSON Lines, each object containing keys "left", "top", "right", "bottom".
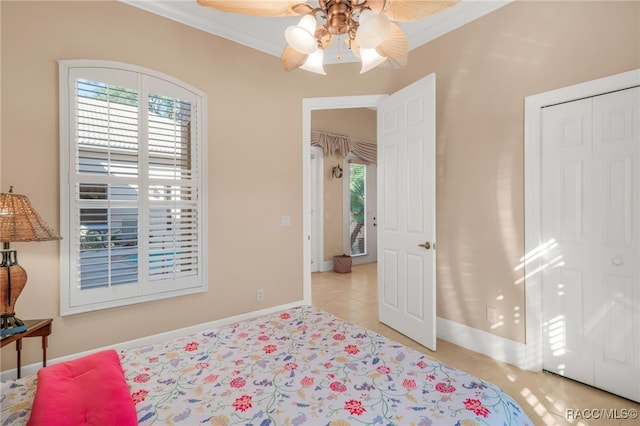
{"left": 418, "top": 242, "right": 431, "bottom": 250}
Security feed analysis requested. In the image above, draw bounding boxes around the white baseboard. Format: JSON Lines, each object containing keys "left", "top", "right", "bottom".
{"left": 310, "top": 261, "right": 333, "bottom": 272}
{"left": 320, "top": 260, "right": 334, "bottom": 272}
{"left": 437, "top": 317, "right": 533, "bottom": 370}
{"left": 1, "top": 301, "right": 305, "bottom": 382}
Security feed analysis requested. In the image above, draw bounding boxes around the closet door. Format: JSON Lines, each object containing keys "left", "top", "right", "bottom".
{"left": 591, "top": 87, "right": 640, "bottom": 401}
{"left": 542, "top": 87, "right": 640, "bottom": 402}
{"left": 541, "top": 97, "right": 595, "bottom": 386}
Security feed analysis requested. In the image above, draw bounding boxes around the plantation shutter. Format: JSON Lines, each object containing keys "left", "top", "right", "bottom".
{"left": 61, "top": 61, "right": 207, "bottom": 314}
{"left": 75, "top": 77, "right": 140, "bottom": 292}
{"left": 147, "top": 94, "right": 199, "bottom": 280}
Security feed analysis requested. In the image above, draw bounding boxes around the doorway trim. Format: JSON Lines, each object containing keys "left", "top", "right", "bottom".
{"left": 524, "top": 69, "right": 640, "bottom": 371}
{"left": 302, "top": 95, "right": 387, "bottom": 305}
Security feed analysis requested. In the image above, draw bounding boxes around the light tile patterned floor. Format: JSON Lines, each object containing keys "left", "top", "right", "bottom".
{"left": 312, "top": 263, "right": 640, "bottom": 426}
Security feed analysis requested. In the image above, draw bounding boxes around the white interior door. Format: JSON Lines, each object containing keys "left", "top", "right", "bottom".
{"left": 377, "top": 74, "right": 436, "bottom": 351}
{"left": 541, "top": 87, "right": 640, "bottom": 402}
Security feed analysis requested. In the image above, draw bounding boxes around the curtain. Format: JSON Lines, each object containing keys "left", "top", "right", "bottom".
{"left": 311, "top": 130, "right": 377, "bottom": 164}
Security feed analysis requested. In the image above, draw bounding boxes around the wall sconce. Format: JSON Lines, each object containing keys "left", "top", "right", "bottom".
{"left": 332, "top": 164, "right": 343, "bottom": 179}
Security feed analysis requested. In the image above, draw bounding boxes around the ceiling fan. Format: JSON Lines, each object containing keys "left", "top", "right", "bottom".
{"left": 197, "top": 0, "right": 459, "bottom": 74}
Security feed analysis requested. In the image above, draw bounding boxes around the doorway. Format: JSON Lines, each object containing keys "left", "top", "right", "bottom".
{"left": 304, "top": 74, "right": 438, "bottom": 350}
{"left": 309, "top": 108, "right": 378, "bottom": 272}
{"left": 302, "top": 95, "right": 386, "bottom": 305}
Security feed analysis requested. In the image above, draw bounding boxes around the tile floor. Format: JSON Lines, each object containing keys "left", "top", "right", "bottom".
{"left": 311, "top": 263, "right": 640, "bottom": 426}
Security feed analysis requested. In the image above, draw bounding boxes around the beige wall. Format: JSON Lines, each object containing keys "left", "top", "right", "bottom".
{"left": 1, "top": 0, "right": 638, "bottom": 369}
{"left": 413, "top": 0, "right": 639, "bottom": 342}
{"left": 312, "top": 108, "right": 376, "bottom": 262}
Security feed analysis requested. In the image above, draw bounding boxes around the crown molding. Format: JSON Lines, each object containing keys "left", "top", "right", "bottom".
{"left": 120, "top": 0, "right": 511, "bottom": 65}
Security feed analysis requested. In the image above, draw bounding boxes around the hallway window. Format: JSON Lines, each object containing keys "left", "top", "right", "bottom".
{"left": 349, "top": 162, "right": 366, "bottom": 256}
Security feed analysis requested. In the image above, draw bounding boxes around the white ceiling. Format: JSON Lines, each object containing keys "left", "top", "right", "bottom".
{"left": 120, "top": 0, "right": 510, "bottom": 65}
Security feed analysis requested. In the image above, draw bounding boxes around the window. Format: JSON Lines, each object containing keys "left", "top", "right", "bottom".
{"left": 348, "top": 162, "right": 367, "bottom": 256}
{"left": 59, "top": 60, "right": 207, "bottom": 315}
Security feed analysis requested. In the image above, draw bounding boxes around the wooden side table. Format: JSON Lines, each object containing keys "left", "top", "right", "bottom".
{"left": 1, "top": 319, "right": 53, "bottom": 379}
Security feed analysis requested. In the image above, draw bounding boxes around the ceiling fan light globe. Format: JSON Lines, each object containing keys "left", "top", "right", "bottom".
{"left": 360, "top": 47, "right": 387, "bottom": 73}
{"left": 300, "top": 49, "right": 326, "bottom": 75}
{"left": 285, "top": 15, "right": 318, "bottom": 54}
{"left": 356, "top": 9, "right": 390, "bottom": 49}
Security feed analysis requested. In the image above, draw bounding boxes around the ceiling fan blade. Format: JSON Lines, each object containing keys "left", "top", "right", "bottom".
{"left": 364, "top": 0, "right": 386, "bottom": 14}
{"left": 197, "top": 0, "right": 307, "bottom": 17}
{"left": 282, "top": 45, "right": 308, "bottom": 71}
{"left": 375, "top": 22, "right": 407, "bottom": 68}
{"left": 381, "top": 0, "right": 459, "bottom": 22}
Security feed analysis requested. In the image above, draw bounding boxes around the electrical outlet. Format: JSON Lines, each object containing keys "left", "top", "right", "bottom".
{"left": 257, "top": 289, "right": 264, "bottom": 301}
{"left": 487, "top": 306, "right": 498, "bottom": 324}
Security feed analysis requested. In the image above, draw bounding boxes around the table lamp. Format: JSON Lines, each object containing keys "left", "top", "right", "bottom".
{"left": 0, "top": 186, "right": 61, "bottom": 337}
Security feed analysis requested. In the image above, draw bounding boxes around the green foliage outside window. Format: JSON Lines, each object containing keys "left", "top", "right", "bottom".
{"left": 349, "top": 164, "right": 366, "bottom": 255}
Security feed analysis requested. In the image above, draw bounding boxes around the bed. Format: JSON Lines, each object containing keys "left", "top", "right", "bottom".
{"left": 1, "top": 306, "right": 532, "bottom": 425}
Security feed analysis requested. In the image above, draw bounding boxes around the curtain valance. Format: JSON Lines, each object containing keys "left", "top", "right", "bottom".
{"left": 311, "top": 130, "right": 377, "bottom": 164}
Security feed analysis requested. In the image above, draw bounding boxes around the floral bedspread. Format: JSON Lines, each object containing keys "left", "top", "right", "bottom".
{"left": 1, "top": 306, "right": 532, "bottom": 425}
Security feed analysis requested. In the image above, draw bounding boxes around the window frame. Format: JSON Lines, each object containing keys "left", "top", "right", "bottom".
{"left": 59, "top": 59, "right": 208, "bottom": 316}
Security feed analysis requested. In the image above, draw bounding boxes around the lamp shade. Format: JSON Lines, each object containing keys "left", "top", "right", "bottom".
{"left": 300, "top": 49, "right": 326, "bottom": 75}
{"left": 285, "top": 15, "right": 318, "bottom": 54}
{"left": 360, "top": 48, "right": 387, "bottom": 73}
{"left": 0, "top": 192, "right": 61, "bottom": 243}
{"left": 356, "top": 9, "right": 391, "bottom": 49}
